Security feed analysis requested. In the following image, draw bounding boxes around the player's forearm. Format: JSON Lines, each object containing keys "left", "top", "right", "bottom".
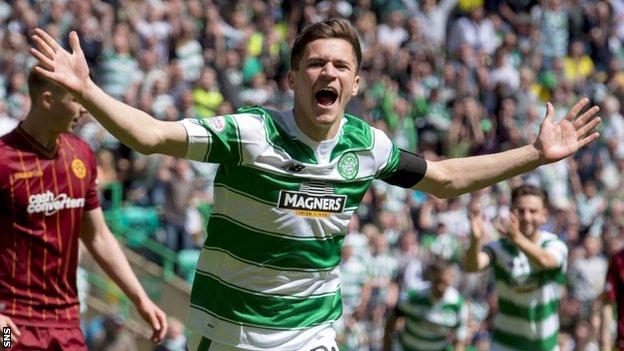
{"left": 600, "top": 303, "right": 613, "bottom": 351}
{"left": 435, "top": 145, "right": 541, "bottom": 198}
{"left": 78, "top": 79, "right": 168, "bottom": 154}
{"left": 512, "top": 235, "right": 558, "bottom": 269}
{"left": 84, "top": 229, "right": 150, "bottom": 305}
{"left": 465, "top": 238, "right": 485, "bottom": 272}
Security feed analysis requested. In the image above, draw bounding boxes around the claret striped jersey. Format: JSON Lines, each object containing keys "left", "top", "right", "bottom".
{"left": 180, "top": 107, "right": 425, "bottom": 350}
{"left": 484, "top": 231, "right": 568, "bottom": 351}
{"left": 0, "top": 126, "right": 99, "bottom": 327}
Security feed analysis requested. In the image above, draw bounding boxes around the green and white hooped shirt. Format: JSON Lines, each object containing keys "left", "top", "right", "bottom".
{"left": 484, "top": 231, "right": 568, "bottom": 351}
{"left": 396, "top": 283, "right": 469, "bottom": 351}
{"left": 179, "top": 107, "right": 426, "bottom": 350}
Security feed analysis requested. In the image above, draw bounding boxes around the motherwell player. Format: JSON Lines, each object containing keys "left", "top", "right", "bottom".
{"left": 0, "top": 71, "right": 167, "bottom": 350}
{"left": 601, "top": 249, "right": 624, "bottom": 351}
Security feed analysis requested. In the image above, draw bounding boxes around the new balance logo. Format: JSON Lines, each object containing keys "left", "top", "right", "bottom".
{"left": 309, "top": 346, "right": 337, "bottom": 351}
{"left": 281, "top": 162, "right": 305, "bottom": 173}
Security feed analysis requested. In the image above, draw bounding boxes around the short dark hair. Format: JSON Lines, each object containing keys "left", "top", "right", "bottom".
{"left": 28, "top": 68, "right": 65, "bottom": 102}
{"left": 511, "top": 184, "right": 549, "bottom": 208}
{"left": 290, "top": 18, "right": 362, "bottom": 71}
{"left": 428, "top": 260, "right": 454, "bottom": 278}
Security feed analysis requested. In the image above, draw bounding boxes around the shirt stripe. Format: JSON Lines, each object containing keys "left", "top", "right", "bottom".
{"left": 190, "top": 274, "right": 342, "bottom": 329}
{"left": 50, "top": 155, "right": 64, "bottom": 321}
{"left": 16, "top": 150, "right": 34, "bottom": 320}
{"left": 62, "top": 139, "right": 85, "bottom": 318}
{"left": 196, "top": 248, "right": 341, "bottom": 297}
{"left": 58, "top": 147, "right": 75, "bottom": 320}
{"left": 205, "top": 215, "right": 344, "bottom": 271}
{"left": 33, "top": 157, "right": 49, "bottom": 320}
{"left": 9, "top": 174, "right": 17, "bottom": 316}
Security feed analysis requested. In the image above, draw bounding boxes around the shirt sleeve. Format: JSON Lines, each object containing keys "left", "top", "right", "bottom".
{"left": 455, "top": 298, "right": 469, "bottom": 341}
{"left": 543, "top": 238, "right": 569, "bottom": 271}
{"left": 84, "top": 147, "right": 100, "bottom": 211}
{"left": 179, "top": 115, "right": 244, "bottom": 164}
{"left": 373, "top": 129, "right": 427, "bottom": 188}
{"left": 603, "top": 254, "right": 619, "bottom": 303}
{"left": 482, "top": 242, "right": 496, "bottom": 264}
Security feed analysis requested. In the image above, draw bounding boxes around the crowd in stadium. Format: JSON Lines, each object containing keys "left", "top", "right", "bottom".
{"left": 2, "top": 0, "right": 624, "bottom": 350}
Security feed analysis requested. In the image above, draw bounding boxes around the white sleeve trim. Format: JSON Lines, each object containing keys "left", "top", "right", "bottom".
{"left": 179, "top": 118, "right": 211, "bottom": 162}
{"left": 371, "top": 127, "right": 394, "bottom": 174}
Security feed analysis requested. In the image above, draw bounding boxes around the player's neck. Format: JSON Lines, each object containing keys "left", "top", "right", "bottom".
{"left": 527, "top": 230, "right": 542, "bottom": 243}
{"left": 292, "top": 109, "right": 341, "bottom": 142}
{"left": 21, "top": 115, "right": 60, "bottom": 151}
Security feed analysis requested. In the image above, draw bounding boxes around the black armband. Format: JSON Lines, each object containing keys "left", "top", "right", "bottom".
{"left": 382, "top": 149, "right": 427, "bottom": 188}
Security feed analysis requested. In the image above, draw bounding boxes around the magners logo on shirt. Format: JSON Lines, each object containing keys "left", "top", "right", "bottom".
{"left": 277, "top": 180, "right": 347, "bottom": 217}
{"left": 278, "top": 191, "right": 346, "bottom": 218}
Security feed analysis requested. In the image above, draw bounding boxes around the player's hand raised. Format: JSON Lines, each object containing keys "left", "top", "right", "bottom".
{"left": 0, "top": 314, "right": 21, "bottom": 345}
{"left": 136, "top": 298, "right": 168, "bottom": 343}
{"left": 30, "top": 29, "right": 90, "bottom": 97}
{"left": 534, "top": 98, "right": 601, "bottom": 164}
{"left": 495, "top": 213, "right": 523, "bottom": 243}
{"left": 469, "top": 204, "right": 485, "bottom": 241}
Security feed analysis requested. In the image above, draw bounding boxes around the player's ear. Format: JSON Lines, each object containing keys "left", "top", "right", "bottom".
{"left": 351, "top": 74, "right": 360, "bottom": 96}
{"left": 287, "top": 70, "right": 296, "bottom": 91}
{"left": 41, "top": 91, "right": 54, "bottom": 110}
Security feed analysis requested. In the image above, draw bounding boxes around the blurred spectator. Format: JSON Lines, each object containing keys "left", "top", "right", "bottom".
{"left": 340, "top": 235, "right": 370, "bottom": 316}
{"left": 563, "top": 40, "right": 595, "bottom": 85}
{"left": 192, "top": 67, "right": 224, "bottom": 118}
{"left": 0, "top": 100, "right": 18, "bottom": 136}
{"left": 567, "top": 236, "right": 607, "bottom": 318}
{"left": 537, "top": 0, "right": 569, "bottom": 67}
{"left": 98, "top": 24, "right": 142, "bottom": 100}
{"left": 383, "top": 261, "right": 469, "bottom": 351}
{"left": 156, "top": 157, "right": 196, "bottom": 252}
{"left": 448, "top": 6, "right": 498, "bottom": 55}
{"left": 88, "top": 314, "right": 138, "bottom": 351}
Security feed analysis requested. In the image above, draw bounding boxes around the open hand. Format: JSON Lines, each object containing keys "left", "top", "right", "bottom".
{"left": 495, "top": 213, "right": 523, "bottom": 243}
{"left": 30, "top": 29, "right": 90, "bottom": 96}
{"left": 136, "top": 299, "right": 168, "bottom": 343}
{"left": 534, "top": 98, "right": 601, "bottom": 164}
{"left": 469, "top": 204, "right": 485, "bottom": 241}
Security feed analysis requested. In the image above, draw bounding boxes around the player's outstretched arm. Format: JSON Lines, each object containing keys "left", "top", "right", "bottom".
{"left": 413, "top": 98, "right": 600, "bottom": 198}
{"left": 80, "top": 208, "right": 168, "bottom": 343}
{"left": 30, "top": 29, "right": 186, "bottom": 157}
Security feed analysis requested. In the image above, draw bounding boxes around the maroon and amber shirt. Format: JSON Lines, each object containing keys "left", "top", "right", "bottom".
{"left": 605, "top": 249, "right": 624, "bottom": 351}
{"left": 0, "top": 126, "right": 99, "bottom": 327}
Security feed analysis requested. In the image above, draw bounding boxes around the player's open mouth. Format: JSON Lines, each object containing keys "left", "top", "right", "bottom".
{"left": 315, "top": 88, "right": 338, "bottom": 107}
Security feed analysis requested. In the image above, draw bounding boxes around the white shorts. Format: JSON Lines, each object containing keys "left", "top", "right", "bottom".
{"left": 187, "top": 332, "right": 338, "bottom": 351}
